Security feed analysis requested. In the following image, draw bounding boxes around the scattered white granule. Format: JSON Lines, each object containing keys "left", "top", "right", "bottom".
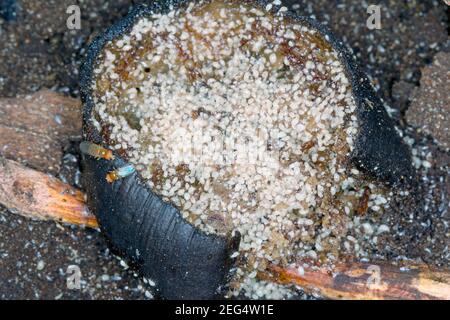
{"left": 91, "top": 0, "right": 381, "bottom": 300}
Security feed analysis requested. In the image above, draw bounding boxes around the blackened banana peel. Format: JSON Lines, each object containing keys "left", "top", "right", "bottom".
{"left": 80, "top": 0, "right": 414, "bottom": 300}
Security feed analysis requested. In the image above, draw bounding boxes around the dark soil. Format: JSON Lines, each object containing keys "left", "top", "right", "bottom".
{"left": 0, "top": 0, "right": 448, "bottom": 299}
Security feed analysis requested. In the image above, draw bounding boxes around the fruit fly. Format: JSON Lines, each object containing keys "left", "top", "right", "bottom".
{"left": 80, "top": 141, "right": 114, "bottom": 160}
{"left": 106, "top": 164, "right": 136, "bottom": 183}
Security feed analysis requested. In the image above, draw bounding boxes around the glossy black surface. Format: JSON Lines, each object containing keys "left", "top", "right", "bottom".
{"left": 80, "top": 0, "right": 414, "bottom": 300}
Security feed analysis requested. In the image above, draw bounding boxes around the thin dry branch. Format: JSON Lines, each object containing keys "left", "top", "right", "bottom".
{"left": 1, "top": 89, "right": 449, "bottom": 300}
{"left": 1, "top": 157, "right": 450, "bottom": 300}
{"left": 0, "top": 90, "right": 82, "bottom": 174}
{"left": 0, "top": 158, "right": 98, "bottom": 228}
{"left": 263, "top": 261, "right": 450, "bottom": 300}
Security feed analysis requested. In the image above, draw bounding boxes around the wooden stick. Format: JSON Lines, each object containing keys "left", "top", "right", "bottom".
{"left": 264, "top": 261, "right": 450, "bottom": 300}
{"left": 0, "top": 90, "right": 82, "bottom": 174}
{"left": 0, "top": 157, "right": 98, "bottom": 228}
{"left": 1, "top": 158, "right": 450, "bottom": 300}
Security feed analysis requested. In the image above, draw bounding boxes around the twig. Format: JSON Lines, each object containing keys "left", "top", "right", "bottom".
{"left": 263, "top": 260, "right": 450, "bottom": 300}
{"left": 0, "top": 158, "right": 98, "bottom": 228}
{"left": 2, "top": 157, "right": 450, "bottom": 299}
{"left": 1, "top": 90, "right": 449, "bottom": 299}
{"left": 0, "top": 90, "right": 82, "bottom": 174}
